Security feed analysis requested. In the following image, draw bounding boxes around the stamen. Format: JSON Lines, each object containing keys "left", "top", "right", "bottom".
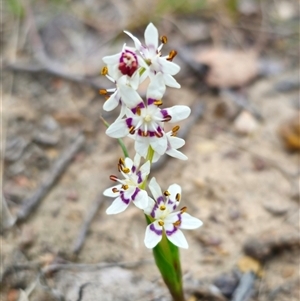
{"left": 112, "top": 188, "right": 119, "bottom": 193}
{"left": 158, "top": 220, "right": 164, "bottom": 226}
{"left": 117, "top": 164, "right": 122, "bottom": 172}
{"left": 163, "top": 115, "right": 172, "bottom": 122}
{"left": 136, "top": 107, "right": 141, "bottom": 116}
{"left": 154, "top": 100, "right": 163, "bottom": 106}
{"left": 159, "top": 205, "right": 166, "bottom": 211}
{"left": 167, "top": 50, "right": 177, "bottom": 61}
{"left": 101, "top": 66, "right": 108, "bottom": 75}
{"left": 122, "top": 184, "right": 129, "bottom": 190}
{"left": 164, "top": 191, "right": 170, "bottom": 196}
{"left": 173, "top": 220, "right": 181, "bottom": 227}
{"left": 155, "top": 131, "right": 163, "bottom": 138}
{"left": 129, "top": 126, "right": 136, "bottom": 135}
{"left": 143, "top": 131, "right": 148, "bottom": 137}
{"left": 109, "top": 175, "right": 118, "bottom": 181}
{"left": 176, "top": 193, "right": 181, "bottom": 202}
{"left": 122, "top": 167, "right": 130, "bottom": 174}
{"left": 180, "top": 206, "right": 187, "bottom": 213}
{"left": 119, "top": 158, "right": 125, "bottom": 165}
{"left": 99, "top": 89, "right": 107, "bottom": 95}
{"left": 160, "top": 35, "right": 168, "bottom": 44}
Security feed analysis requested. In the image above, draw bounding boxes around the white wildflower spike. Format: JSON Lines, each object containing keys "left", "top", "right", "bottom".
{"left": 104, "top": 154, "right": 150, "bottom": 214}
{"left": 144, "top": 178, "right": 203, "bottom": 249}
{"left": 124, "top": 23, "right": 181, "bottom": 88}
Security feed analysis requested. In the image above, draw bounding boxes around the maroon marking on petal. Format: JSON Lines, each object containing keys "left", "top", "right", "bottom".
{"left": 132, "top": 102, "right": 145, "bottom": 114}
{"left": 157, "top": 196, "right": 164, "bottom": 204}
{"left": 131, "top": 165, "right": 136, "bottom": 173}
{"left": 150, "top": 223, "right": 163, "bottom": 235}
{"left": 131, "top": 187, "right": 139, "bottom": 201}
{"left": 137, "top": 171, "right": 143, "bottom": 184}
{"left": 147, "top": 98, "right": 155, "bottom": 105}
{"left": 126, "top": 118, "right": 133, "bottom": 128}
{"left": 120, "top": 191, "right": 131, "bottom": 205}
{"left": 119, "top": 50, "right": 138, "bottom": 77}
{"left": 166, "top": 225, "right": 178, "bottom": 236}
{"left": 160, "top": 109, "right": 169, "bottom": 118}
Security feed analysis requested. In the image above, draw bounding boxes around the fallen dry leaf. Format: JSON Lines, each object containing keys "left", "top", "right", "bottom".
{"left": 278, "top": 114, "right": 300, "bottom": 151}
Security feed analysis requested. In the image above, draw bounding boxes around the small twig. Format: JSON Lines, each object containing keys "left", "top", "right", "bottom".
{"left": 42, "top": 259, "right": 152, "bottom": 274}
{"left": 72, "top": 193, "right": 106, "bottom": 255}
{"left": 152, "top": 102, "right": 205, "bottom": 170}
{"left": 231, "top": 272, "right": 255, "bottom": 301}
{"left": 14, "top": 134, "right": 85, "bottom": 224}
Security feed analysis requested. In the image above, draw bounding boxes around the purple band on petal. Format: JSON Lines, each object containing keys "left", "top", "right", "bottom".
{"left": 131, "top": 165, "right": 136, "bottom": 173}
{"left": 150, "top": 202, "right": 159, "bottom": 218}
{"left": 126, "top": 118, "right": 133, "bottom": 128}
{"left": 160, "top": 109, "right": 169, "bottom": 118}
{"left": 131, "top": 187, "right": 139, "bottom": 201}
{"left": 147, "top": 98, "right": 155, "bottom": 105}
{"left": 166, "top": 225, "right": 178, "bottom": 236}
{"left": 157, "top": 196, "right": 164, "bottom": 204}
{"left": 150, "top": 223, "right": 163, "bottom": 236}
{"left": 120, "top": 191, "right": 130, "bottom": 205}
{"left": 131, "top": 102, "right": 145, "bottom": 114}
{"left": 137, "top": 171, "right": 143, "bottom": 184}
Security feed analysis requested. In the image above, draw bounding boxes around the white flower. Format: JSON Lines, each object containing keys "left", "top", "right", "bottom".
{"left": 104, "top": 154, "right": 150, "bottom": 214}
{"left": 106, "top": 73, "right": 191, "bottom": 158}
{"left": 124, "top": 23, "right": 181, "bottom": 88}
{"left": 144, "top": 178, "right": 202, "bottom": 249}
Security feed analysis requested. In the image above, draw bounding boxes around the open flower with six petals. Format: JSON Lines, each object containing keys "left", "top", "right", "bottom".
{"left": 144, "top": 178, "right": 203, "bottom": 249}
{"left": 104, "top": 154, "right": 150, "bottom": 214}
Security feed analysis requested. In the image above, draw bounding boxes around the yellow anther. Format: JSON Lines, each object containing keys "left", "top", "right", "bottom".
{"left": 136, "top": 107, "right": 141, "bottom": 116}
{"left": 164, "top": 191, "right": 171, "bottom": 196}
{"left": 180, "top": 206, "right": 187, "bottom": 213}
{"left": 158, "top": 220, "right": 164, "bottom": 226}
{"left": 112, "top": 188, "right": 119, "bottom": 193}
{"left": 154, "top": 100, "right": 163, "bottom": 106}
{"left": 176, "top": 193, "right": 181, "bottom": 202}
{"left": 160, "top": 35, "right": 168, "bottom": 44}
{"left": 155, "top": 131, "right": 163, "bottom": 138}
{"left": 159, "top": 205, "right": 166, "bottom": 211}
{"left": 122, "top": 167, "right": 130, "bottom": 174}
{"left": 119, "top": 157, "right": 125, "bottom": 165}
{"left": 167, "top": 50, "right": 177, "bottom": 61}
{"left": 122, "top": 184, "right": 129, "bottom": 190}
{"left": 101, "top": 66, "right": 108, "bottom": 75}
{"left": 117, "top": 164, "right": 122, "bottom": 172}
{"left": 174, "top": 220, "right": 181, "bottom": 227}
{"left": 99, "top": 89, "right": 107, "bottom": 95}
{"left": 129, "top": 126, "right": 135, "bottom": 134}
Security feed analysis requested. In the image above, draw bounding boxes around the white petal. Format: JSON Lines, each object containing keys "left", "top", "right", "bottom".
{"left": 166, "top": 149, "right": 188, "bottom": 160}
{"left": 168, "top": 184, "right": 181, "bottom": 202}
{"left": 129, "top": 70, "right": 140, "bottom": 90}
{"left": 168, "top": 136, "right": 185, "bottom": 149}
{"left": 119, "top": 85, "right": 143, "bottom": 108}
{"left": 163, "top": 74, "right": 181, "bottom": 88}
{"left": 103, "top": 90, "right": 119, "bottom": 111}
{"left": 140, "top": 160, "right": 151, "bottom": 177}
{"left": 150, "top": 136, "right": 168, "bottom": 155}
{"left": 133, "top": 189, "right": 148, "bottom": 209}
{"left": 159, "top": 59, "right": 180, "bottom": 75}
{"left": 103, "top": 52, "right": 121, "bottom": 65}
{"left": 167, "top": 105, "right": 191, "bottom": 123}
{"left": 180, "top": 213, "right": 203, "bottom": 229}
{"left": 124, "top": 157, "right": 134, "bottom": 170}
{"left": 106, "top": 197, "right": 130, "bottom": 215}
{"left": 103, "top": 185, "right": 122, "bottom": 197}
{"left": 124, "top": 30, "right": 143, "bottom": 52}
{"left": 147, "top": 72, "right": 166, "bottom": 100}
{"left": 166, "top": 227, "right": 188, "bottom": 249}
{"left": 143, "top": 197, "right": 156, "bottom": 215}
{"left": 133, "top": 153, "right": 141, "bottom": 166}
{"left": 106, "top": 119, "right": 129, "bottom": 138}
{"left": 148, "top": 177, "right": 163, "bottom": 201}
{"left": 144, "top": 222, "right": 163, "bottom": 248}
{"left": 135, "top": 136, "right": 150, "bottom": 158}
{"left": 144, "top": 23, "right": 158, "bottom": 50}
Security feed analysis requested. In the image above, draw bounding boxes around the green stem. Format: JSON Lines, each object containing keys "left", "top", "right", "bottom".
{"left": 143, "top": 146, "right": 185, "bottom": 301}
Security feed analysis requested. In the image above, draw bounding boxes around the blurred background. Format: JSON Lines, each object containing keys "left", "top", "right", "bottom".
{"left": 2, "top": 0, "right": 299, "bottom": 300}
